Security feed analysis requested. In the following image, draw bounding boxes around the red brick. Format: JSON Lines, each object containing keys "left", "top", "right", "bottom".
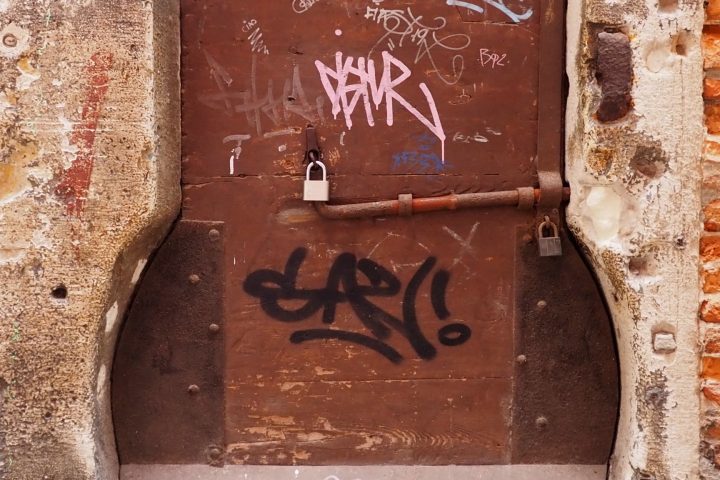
{"left": 707, "top": 338, "right": 720, "bottom": 354}
{"left": 705, "top": 421, "right": 720, "bottom": 440}
{"left": 704, "top": 269, "right": 720, "bottom": 294}
{"left": 706, "top": 140, "right": 720, "bottom": 158}
{"left": 710, "top": 0, "right": 720, "bottom": 21}
{"left": 704, "top": 26, "right": 720, "bottom": 69}
{"left": 704, "top": 357, "right": 720, "bottom": 380}
{"left": 707, "top": 78, "right": 720, "bottom": 101}
{"left": 704, "top": 383, "right": 720, "bottom": 403}
{"left": 703, "top": 236, "right": 720, "bottom": 262}
{"left": 702, "top": 301, "right": 720, "bottom": 323}
{"left": 705, "top": 200, "right": 720, "bottom": 232}
{"left": 704, "top": 175, "right": 720, "bottom": 194}
{"left": 707, "top": 104, "right": 720, "bottom": 135}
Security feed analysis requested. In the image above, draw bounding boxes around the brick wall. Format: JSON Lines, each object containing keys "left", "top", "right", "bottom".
{"left": 702, "top": 0, "right": 720, "bottom": 469}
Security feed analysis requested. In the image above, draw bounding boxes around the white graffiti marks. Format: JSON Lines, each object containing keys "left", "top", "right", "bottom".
{"left": 315, "top": 51, "right": 446, "bottom": 163}
{"left": 446, "top": 0, "right": 533, "bottom": 23}
{"left": 478, "top": 48, "right": 506, "bottom": 69}
{"left": 242, "top": 19, "right": 270, "bottom": 55}
{"left": 292, "top": 0, "right": 319, "bottom": 13}
{"left": 201, "top": 52, "right": 324, "bottom": 137}
{"left": 365, "top": 7, "right": 470, "bottom": 86}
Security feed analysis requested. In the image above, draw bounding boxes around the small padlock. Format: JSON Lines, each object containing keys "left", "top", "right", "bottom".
{"left": 537, "top": 217, "right": 562, "bottom": 257}
{"left": 303, "top": 161, "right": 330, "bottom": 202}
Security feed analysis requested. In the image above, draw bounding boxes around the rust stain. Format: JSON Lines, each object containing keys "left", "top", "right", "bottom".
{"left": 595, "top": 31, "right": 633, "bottom": 123}
{"left": 55, "top": 51, "right": 113, "bottom": 216}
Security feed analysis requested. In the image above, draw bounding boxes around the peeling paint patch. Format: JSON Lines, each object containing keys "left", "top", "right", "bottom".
{"left": 279, "top": 382, "right": 304, "bottom": 392}
{"left": 104, "top": 301, "right": 119, "bottom": 334}
{"left": 0, "top": 140, "right": 36, "bottom": 203}
{"left": 265, "top": 416, "right": 296, "bottom": 426}
{"left": 584, "top": 186, "right": 623, "bottom": 242}
{"left": 74, "top": 418, "right": 96, "bottom": 475}
{"left": 314, "top": 366, "right": 335, "bottom": 376}
{"left": 16, "top": 56, "right": 40, "bottom": 90}
{"left": 55, "top": 51, "right": 113, "bottom": 216}
{"left": 131, "top": 259, "right": 147, "bottom": 285}
{"left": 96, "top": 365, "right": 107, "bottom": 396}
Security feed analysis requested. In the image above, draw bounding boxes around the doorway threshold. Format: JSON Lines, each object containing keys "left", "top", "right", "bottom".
{"left": 121, "top": 464, "right": 607, "bottom": 480}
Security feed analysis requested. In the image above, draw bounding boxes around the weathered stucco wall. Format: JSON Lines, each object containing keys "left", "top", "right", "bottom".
{"left": 0, "top": 1, "right": 180, "bottom": 478}
{"left": 566, "top": 0, "right": 704, "bottom": 479}
{"left": 0, "top": 0, "right": 713, "bottom": 478}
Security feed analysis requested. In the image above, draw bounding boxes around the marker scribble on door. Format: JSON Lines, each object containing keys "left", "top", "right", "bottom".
{"left": 201, "top": 53, "right": 325, "bottom": 136}
{"left": 292, "top": 0, "right": 319, "bottom": 13}
{"left": 242, "top": 19, "right": 270, "bottom": 55}
{"left": 392, "top": 132, "right": 446, "bottom": 173}
{"left": 224, "top": 134, "right": 251, "bottom": 175}
{"left": 478, "top": 48, "right": 507, "bottom": 68}
{"left": 446, "top": 0, "right": 533, "bottom": 23}
{"left": 365, "top": 7, "right": 471, "bottom": 86}
{"left": 315, "top": 51, "right": 446, "bottom": 163}
{"left": 243, "top": 248, "right": 471, "bottom": 363}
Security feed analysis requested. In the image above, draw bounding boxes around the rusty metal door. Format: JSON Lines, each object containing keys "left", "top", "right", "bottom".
{"left": 113, "top": 0, "right": 619, "bottom": 470}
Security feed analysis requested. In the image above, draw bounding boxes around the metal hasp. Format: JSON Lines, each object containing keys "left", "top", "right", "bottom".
{"left": 305, "top": 124, "right": 321, "bottom": 163}
{"left": 535, "top": 0, "right": 566, "bottom": 249}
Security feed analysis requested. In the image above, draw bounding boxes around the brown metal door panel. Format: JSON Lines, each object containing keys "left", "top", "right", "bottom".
{"left": 225, "top": 379, "right": 511, "bottom": 465}
{"left": 513, "top": 228, "right": 619, "bottom": 464}
{"left": 112, "top": 221, "right": 226, "bottom": 465}
{"left": 111, "top": 0, "right": 619, "bottom": 468}
{"left": 187, "top": 178, "right": 518, "bottom": 382}
{"left": 181, "top": 0, "right": 540, "bottom": 183}
{"left": 183, "top": 178, "right": 519, "bottom": 464}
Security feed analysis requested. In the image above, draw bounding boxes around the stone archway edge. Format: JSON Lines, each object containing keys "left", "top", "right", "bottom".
{"left": 566, "top": 0, "right": 705, "bottom": 479}
{"left": 0, "top": 1, "right": 180, "bottom": 478}
{"left": 0, "top": 0, "right": 710, "bottom": 478}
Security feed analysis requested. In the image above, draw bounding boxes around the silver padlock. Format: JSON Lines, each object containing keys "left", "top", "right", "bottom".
{"left": 538, "top": 217, "right": 562, "bottom": 257}
{"left": 303, "top": 161, "right": 330, "bottom": 202}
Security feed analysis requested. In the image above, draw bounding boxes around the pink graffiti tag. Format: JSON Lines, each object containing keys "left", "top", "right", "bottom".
{"left": 315, "top": 51, "right": 446, "bottom": 163}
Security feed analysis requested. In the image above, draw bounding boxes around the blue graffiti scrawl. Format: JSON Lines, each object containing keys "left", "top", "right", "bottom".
{"left": 392, "top": 132, "right": 449, "bottom": 174}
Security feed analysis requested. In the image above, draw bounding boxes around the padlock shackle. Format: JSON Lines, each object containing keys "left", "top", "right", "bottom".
{"left": 537, "top": 217, "right": 559, "bottom": 237}
{"left": 306, "top": 161, "right": 327, "bottom": 180}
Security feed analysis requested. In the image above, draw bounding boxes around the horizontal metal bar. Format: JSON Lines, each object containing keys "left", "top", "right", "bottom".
{"left": 314, "top": 188, "right": 571, "bottom": 220}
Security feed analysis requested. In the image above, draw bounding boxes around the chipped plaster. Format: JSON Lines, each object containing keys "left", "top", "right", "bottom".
{"left": 0, "top": 0, "right": 711, "bottom": 478}
{"left": 567, "top": 0, "right": 704, "bottom": 479}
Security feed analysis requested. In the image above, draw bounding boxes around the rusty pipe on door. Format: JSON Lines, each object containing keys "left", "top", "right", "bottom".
{"left": 314, "top": 187, "right": 571, "bottom": 220}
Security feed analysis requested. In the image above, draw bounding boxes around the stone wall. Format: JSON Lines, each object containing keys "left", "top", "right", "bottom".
{"left": 0, "top": 0, "right": 713, "bottom": 478}
{"left": 0, "top": 1, "right": 180, "bottom": 478}
{"left": 566, "top": 0, "right": 704, "bottom": 479}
